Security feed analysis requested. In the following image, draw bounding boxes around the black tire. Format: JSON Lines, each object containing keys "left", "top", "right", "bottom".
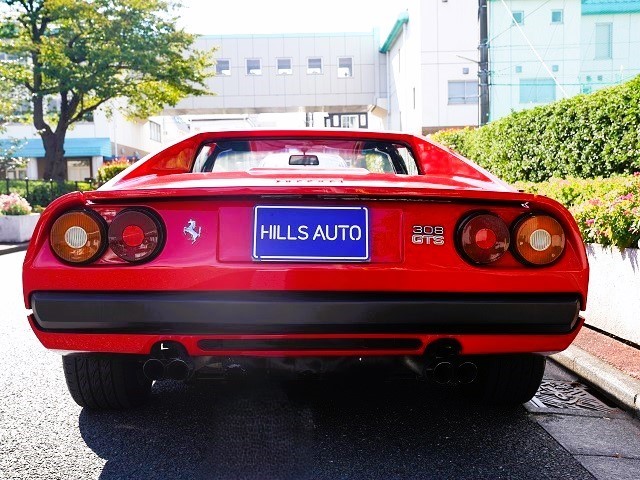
{"left": 62, "top": 354, "right": 152, "bottom": 410}
{"left": 466, "top": 354, "right": 546, "bottom": 406}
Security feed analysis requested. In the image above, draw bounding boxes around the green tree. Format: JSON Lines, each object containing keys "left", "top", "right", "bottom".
{"left": 0, "top": 0, "right": 214, "bottom": 180}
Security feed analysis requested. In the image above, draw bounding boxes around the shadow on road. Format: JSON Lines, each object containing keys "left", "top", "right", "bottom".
{"left": 78, "top": 372, "right": 590, "bottom": 480}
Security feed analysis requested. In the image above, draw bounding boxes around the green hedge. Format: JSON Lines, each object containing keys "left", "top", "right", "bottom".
{"left": 516, "top": 175, "right": 640, "bottom": 249}
{"left": 97, "top": 160, "right": 131, "bottom": 183}
{"left": 432, "top": 76, "right": 640, "bottom": 182}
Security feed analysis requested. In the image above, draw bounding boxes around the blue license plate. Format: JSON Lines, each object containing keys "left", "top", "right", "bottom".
{"left": 253, "top": 206, "right": 370, "bottom": 262}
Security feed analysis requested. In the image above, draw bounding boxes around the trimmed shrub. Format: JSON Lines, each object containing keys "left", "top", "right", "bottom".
{"left": 97, "top": 160, "right": 131, "bottom": 183}
{"left": 432, "top": 75, "right": 640, "bottom": 182}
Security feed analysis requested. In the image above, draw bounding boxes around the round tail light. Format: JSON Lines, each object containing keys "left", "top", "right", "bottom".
{"left": 108, "top": 209, "right": 164, "bottom": 262}
{"left": 513, "top": 215, "right": 565, "bottom": 266}
{"left": 50, "top": 210, "right": 106, "bottom": 264}
{"left": 458, "top": 212, "right": 510, "bottom": 264}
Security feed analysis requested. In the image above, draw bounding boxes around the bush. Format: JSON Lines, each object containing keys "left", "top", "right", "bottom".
{"left": 98, "top": 160, "right": 131, "bottom": 183}
{"left": 516, "top": 174, "right": 640, "bottom": 249}
{"left": 0, "top": 193, "right": 32, "bottom": 215}
{"left": 432, "top": 75, "right": 640, "bottom": 182}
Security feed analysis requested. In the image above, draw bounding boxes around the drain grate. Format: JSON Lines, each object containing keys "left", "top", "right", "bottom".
{"left": 530, "top": 380, "right": 618, "bottom": 413}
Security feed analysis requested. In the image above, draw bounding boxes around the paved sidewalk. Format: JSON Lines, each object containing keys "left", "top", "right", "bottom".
{"left": 553, "top": 326, "right": 640, "bottom": 417}
{"left": 0, "top": 242, "right": 29, "bottom": 256}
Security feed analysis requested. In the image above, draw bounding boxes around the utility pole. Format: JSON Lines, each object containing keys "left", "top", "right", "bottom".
{"left": 478, "top": 0, "right": 490, "bottom": 125}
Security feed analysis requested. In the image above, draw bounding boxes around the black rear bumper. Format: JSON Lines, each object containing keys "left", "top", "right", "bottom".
{"left": 30, "top": 291, "right": 581, "bottom": 335}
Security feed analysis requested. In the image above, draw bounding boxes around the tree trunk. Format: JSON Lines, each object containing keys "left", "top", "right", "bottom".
{"left": 41, "top": 132, "right": 67, "bottom": 181}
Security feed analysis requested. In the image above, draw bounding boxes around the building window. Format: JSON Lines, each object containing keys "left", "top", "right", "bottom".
{"left": 552, "top": 64, "right": 559, "bottom": 72}
{"left": 515, "top": 65, "right": 523, "bottom": 73}
{"left": 462, "top": 67, "right": 469, "bottom": 75}
{"left": 67, "top": 159, "right": 91, "bottom": 182}
{"left": 512, "top": 11, "right": 524, "bottom": 25}
{"left": 595, "top": 23, "right": 612, "bottom": 59}
{"left": 551, "top": 10, "right": 563, "bottom": 24}
{"left": 307, "top": 57, "right": 322, "bottom": 74}
{"left": 338, "top": 57, "right": 353, "bottom": 77}
{"left": 324, "top": 113, "right": 368, "bottom": 129}
{"left": 216, "top": 59, "right": 230, "bottom": 76}
{"left": 447, "top": 80, "right": 478, "bottom": 105}
{"left": 150, "top": 121, "right": 161, "bottom": 142}
{"left": 277, "top": 58, "right": 292, "bottom": 75}
{"left": 597, "top": 74, "right": 603, "bottom": 81}
{"left": 246, "top": 59, "right": 262, "bottom": 75}
{"left": 519, "top": 78, "right": 556, "bottom": 103}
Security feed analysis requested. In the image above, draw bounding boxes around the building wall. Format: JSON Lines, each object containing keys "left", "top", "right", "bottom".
{"left": 488, "top": 0, "right": 640, "bottom": 120}
{"left": 168, "top": 32, "right": 386, "bottom": 115}
{"left": 421, "top": 0, "right": 480, "bottom": 130}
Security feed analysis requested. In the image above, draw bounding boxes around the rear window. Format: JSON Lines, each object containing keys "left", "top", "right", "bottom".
{"left": 192, "top": 139, "right": 420, "bottom": 175}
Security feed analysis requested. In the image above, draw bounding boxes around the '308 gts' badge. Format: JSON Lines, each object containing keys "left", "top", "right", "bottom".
{"left": 412, "top": 225, "right": 445, "bottom": 245}
{"left": 183, "top": 219, "right": 202, "bottom": 244}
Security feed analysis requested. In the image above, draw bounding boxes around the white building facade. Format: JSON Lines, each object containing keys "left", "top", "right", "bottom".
{"left": 489, "top": 0, "right": 640, "bottom": 120}
{"left": 380, "top": 0, "right": 481, "bottom": 134}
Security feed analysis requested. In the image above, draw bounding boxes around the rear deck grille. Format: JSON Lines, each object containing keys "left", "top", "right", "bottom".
{"left": 197, "top": 338, "right": 422, "bottom": 352}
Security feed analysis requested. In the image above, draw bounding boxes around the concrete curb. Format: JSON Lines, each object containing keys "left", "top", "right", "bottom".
{"left": 552, "top": 345, "right": 640, "bottom": 417}
{"left": 0, "top": 243, "right": 29, "bottom": 256}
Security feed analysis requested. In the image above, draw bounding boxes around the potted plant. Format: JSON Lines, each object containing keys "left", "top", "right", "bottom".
{"left": 0, "top": 193, "right": 40, "bottom": 243}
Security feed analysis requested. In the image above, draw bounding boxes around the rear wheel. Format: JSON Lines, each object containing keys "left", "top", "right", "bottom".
{"left": 466, "top": 354, "right": 545, "bottom": 406}
{"left": 62, "top": 354, "right": 152, "bottom": 409}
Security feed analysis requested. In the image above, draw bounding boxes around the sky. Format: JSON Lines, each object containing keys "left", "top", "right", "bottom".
{"left": 177, "top": 0, "right": 403, "bottom": 37}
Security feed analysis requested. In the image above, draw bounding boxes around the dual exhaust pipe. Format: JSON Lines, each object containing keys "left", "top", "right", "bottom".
{"left": 143, "top": 357, "right": 193, "bottom": 381}
{"left": 428, "top": 360, "right": 478, "bottom": 385}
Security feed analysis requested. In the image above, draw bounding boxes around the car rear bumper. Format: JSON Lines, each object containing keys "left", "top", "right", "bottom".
{"left": 30, "top": 291, "right": 581, "bottom": 335}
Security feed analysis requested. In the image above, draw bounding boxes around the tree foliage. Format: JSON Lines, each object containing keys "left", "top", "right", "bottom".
{"left": 0, "top": 0, "right": 215, "bottom": 180}
{"left": 432, "top": 75, "right": 640, "bottom": 183}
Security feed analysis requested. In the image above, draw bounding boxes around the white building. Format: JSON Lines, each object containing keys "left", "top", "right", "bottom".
{"left": 1, "top": 109, "right": 190, "bottom": 181}
{"left": 489, "top": 0, "right": 640, "bottom": 120}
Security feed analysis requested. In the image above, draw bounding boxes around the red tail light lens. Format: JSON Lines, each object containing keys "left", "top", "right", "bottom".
{"left": 50, "top": 210, "right": 106, "bottom": 264}
{"left": 458, "top": 213, "right": 510, "bottom": 265}
{"left": 513, "top": 215, "right": 565, "bottom": 265}
{"left": 108, "top": 209, "right": 164, "bottom": 262}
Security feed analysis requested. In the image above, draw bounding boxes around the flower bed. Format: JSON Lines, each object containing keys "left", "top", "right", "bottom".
{"left": 515, "top": 174, "right": 640, "bottom": 249}
{"left": 0, "top": 193, "right": 39, "bottom": 243}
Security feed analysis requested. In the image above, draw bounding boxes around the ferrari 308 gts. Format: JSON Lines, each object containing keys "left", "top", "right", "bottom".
{"left": 22, "top": 130, "right": 589, "bottom": 409}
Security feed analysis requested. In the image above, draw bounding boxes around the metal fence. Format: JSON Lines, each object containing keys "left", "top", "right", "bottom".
{"left": 2, "top": 178, "right": 95, "bottom": 208}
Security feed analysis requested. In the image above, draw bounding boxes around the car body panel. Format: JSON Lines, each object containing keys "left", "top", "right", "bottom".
{"left": 22, "top": 130, "right": 589, "bottom": 358}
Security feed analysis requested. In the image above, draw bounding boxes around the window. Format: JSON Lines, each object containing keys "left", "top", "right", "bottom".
{"left": 515, "top": 65, "right": 522, "bottom": 73}
{"left": 519, "top": 78, "right": 556, "bottom": 103}
{"left": 552, "top": 65, "right": 559, "bottom": 72}
{"left": 67, "top": 159, "right": 91, "bottom": 182}
{"left": 512, "top": 11, "right": 524, "bottom": 25}
{"left": 447, "top": 80, "right": 478, "bottom": 105}
{"left": 338, "top": 57, "right": 353, "bottom": 77}
{"left": 462, "top": 67, "right": 469, "bottom": 75}
{"left": 324, "top": 113, "right": 368, "bottom": 129}
{"left": 307, "top": 57, "right": 322, "bottom": 74}
{"left": 277, "top": 58, "right": 292, "bottom": 75}
{"left": 215, "top": 59, "right": 230, "bottom": 76}
{"left": 246, "top": 58, "right": 262, "bottom": 75}
{"left": 595, "top": 23, "right": 612, "bottom": 59}
{"left": 150, "top": 121, "right": 161, "bottom": 142}
{"left": 551, "top": 10, "right": 563, "bottom": 24}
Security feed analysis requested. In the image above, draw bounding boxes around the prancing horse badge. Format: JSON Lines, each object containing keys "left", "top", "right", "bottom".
{"left": 183, "top": 219, "right": 201, "bottom": 244}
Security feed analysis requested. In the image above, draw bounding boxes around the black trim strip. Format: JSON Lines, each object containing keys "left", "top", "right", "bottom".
{"left": 30, "top": 291, "right": 581, "bottom": 335}
{"left": 198, "top": 338, "right": 422, "bottom": 351}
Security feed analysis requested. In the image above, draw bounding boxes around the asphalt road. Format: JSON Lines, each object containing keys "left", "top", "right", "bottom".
{"left": 0, "top": 251, "right": 593, "bottom": 480}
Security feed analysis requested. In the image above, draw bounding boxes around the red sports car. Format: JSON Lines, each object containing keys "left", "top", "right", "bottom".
{"left": 22, "top": 130, "right": 589, "bottom": 409}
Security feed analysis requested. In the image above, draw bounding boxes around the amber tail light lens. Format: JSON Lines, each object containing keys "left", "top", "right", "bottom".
{"left": 108, "top": 209, "right": 164, "bottom": 263}
{"left": 50, "top": 210, "right": 107, "bottom": 264}
{"left": 513, "top": 215, "right": 565, "bottom": 266}
{"left": 458, "top": 213, "right": 510, "bottom": 264}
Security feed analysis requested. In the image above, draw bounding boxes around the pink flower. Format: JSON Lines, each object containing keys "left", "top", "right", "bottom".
{"left": 589, "top": 198, "right": 602, "bottom": 206}
{"left": 586, "top": 219, "right": 595, "bottom": 226}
